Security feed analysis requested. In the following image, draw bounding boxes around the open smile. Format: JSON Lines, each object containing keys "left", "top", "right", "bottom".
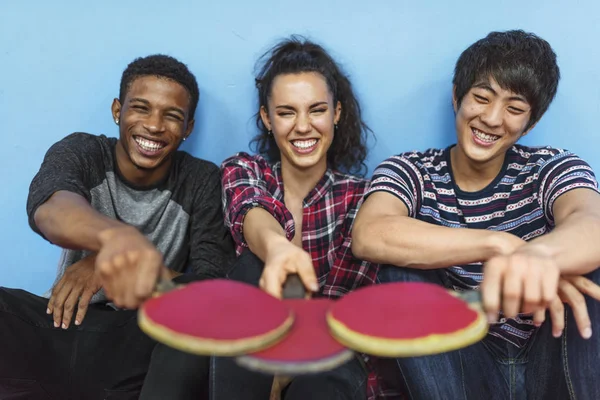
{"left": 471, "top": 128, "right": 500, "bottom": 147}
{"left": 291, "top": 138, "right": 319, "bottom": 154}
{"left": 133, "top": 135, "right": 167, "bottom": 156}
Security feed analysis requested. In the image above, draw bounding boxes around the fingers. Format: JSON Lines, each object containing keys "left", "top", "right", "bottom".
{"left": 61, "top": 287, "right": 83, "bottom": 329}
{"left": 548, "top": 296, "right": 565, "bottom": 338}
{"left": 532, "top": 308, "right": 546, "bottom": 327}
{"left": 47, "top": 279, "right": 65, "bottom": 316}
{"left": 522, "top": 263, "right": 542, "bottom": 314}
{"left": 97, "top": 248, "right": 162, "bottom": 309}
{"left": 134, "top": 250, "right": 162, "bottom": 302}
{"left": 49, "top": 280, "right": 73, "bottom": 329}
{"left": 75, "top": 289, "right": 95, "bottom": 326}
{"left": 541, "top": 266, "right": 560, "bottom": 307}
{"left": 261, "top": 266, "right": 286, "bottom": 299}
{"left": 564, "top": 276, "right": 600, "bottom": 302}
{"left": 558, "top": 279, "right": 592, "bottom": 339}
{"left": 295, "top": 253, "right": 319, "bottom": 293}
{"left": 110, "top": 252, "right": 137, "bottom": 309}
{"left": 482, "top": 258, "right": 504, "bottom": 323}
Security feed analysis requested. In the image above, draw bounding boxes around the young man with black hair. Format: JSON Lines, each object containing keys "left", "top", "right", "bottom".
{"left": 353, "top": 30, "right": 600, "bottom": 399}
{"left": 0, "top": 54, "right": 233, "bottom": 399}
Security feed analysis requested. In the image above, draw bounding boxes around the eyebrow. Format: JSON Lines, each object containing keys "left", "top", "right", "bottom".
{"left": 472, "top": 83, "right": 529, "bottom": 104}
{"left": 129, "top": 97, "right": 186, "bottom": 117}
{"left": 275, "top": 101, "right": 329, "bottom": 110}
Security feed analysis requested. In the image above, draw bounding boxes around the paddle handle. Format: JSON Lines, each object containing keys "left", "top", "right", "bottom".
{"left": 154, "top": 268, "right": 177, "bottom": 294}
{"left": 282, "top": 274, "right": 306, "bottom": 299}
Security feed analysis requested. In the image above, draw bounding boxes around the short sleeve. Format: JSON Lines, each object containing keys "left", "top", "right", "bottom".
{"left": 26, "top": 133, "right": 105, "bottom": 237}
{"left": 538, "top": 150, "right": 599, "bottom": 225}
{"left": 365, "top": 154, "right": 425, "bottom": 217}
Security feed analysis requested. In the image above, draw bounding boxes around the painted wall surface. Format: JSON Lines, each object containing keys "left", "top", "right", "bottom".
{"left": 1, "top": 0, "right": 598, "bottom": 294}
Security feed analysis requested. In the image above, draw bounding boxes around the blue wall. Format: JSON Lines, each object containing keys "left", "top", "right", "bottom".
{"left": 2, "top": 0, "right": 599, "bottom": 294}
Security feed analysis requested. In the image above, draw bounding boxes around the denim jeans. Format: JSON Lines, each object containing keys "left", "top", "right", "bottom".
{"left": 377, "top": 265, "right": 600, "bottom": 400}
{"left": 210, "top": 250, "right": 369, "bottom": 400}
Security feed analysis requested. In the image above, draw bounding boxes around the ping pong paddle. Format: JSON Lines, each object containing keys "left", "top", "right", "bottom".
{"left": 326, "top": 282, "right": 488, "bottom": 357}
{"left": 138, "top": 278, "right": 295, "bottom": 356}
{"left": 236, "top": 298, "right": 355, "bottom": 375}
{"left": 235, "top": 273, "right": 354, "bottom": 375}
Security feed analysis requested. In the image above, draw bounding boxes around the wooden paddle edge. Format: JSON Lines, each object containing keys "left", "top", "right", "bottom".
{"left": 326, "top": 303, "right": 489, "bottom": 357}
{"left": 138, "top": 307, "right": 295, "bottom": 356}
{"left": 235, "top": 347, "right": 355, "bottom": 375}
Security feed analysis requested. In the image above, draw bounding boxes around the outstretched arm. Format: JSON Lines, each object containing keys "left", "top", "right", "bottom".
{"left": 352, "top": 191, "right": 522, "bottom": 268}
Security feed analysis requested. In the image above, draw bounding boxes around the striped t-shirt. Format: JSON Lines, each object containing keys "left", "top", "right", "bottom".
{"left": 366, "top": 144, "right": 598, "bottom": 347}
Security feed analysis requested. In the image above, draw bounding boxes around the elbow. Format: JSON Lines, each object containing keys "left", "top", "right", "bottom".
{"left": 33, "top": 203, "right": 52, "bottom": 236}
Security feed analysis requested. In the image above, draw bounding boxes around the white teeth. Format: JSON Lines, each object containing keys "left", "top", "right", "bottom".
{"left": 473, "top": 129, "right": 500, "bottom": 143}
{"left": 135, "top": 136, "right": 165, "bottom": 151}
{"left": 292, "top": 139, "right": 318, "bottom": 149}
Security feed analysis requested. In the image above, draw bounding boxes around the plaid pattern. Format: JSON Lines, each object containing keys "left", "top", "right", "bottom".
{"left": 221, "top": 153, "right": 400, "bottom": 398}
{"left": 221, "top": 152, "right": 379, "bottom": 298}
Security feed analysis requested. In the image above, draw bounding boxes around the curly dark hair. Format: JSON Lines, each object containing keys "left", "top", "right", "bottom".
{"left": 119, "top": 54, "right": 200, "bottom": 118}
{"left": 453, "top": 30, "right": 560, "bottom": 131}
{"left": 251, "top": 36, "right": 371, "bottom": 176}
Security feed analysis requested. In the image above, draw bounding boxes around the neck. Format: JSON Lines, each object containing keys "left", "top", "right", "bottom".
{"left": 280, "top": 158, "right": 327, "bottom": 201}
{"left": 450, "top": 146, "right": 505, "bottom": 192}
{"left": 115, "top": 140, "right": 171, "bottom": 187}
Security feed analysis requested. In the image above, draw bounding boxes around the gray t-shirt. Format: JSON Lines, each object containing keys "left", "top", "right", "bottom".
{"left": 27, "top": 132, "right": 234, "bottom": 303}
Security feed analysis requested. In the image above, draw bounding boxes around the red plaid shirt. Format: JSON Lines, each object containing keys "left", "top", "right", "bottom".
{"left": 221, "top": 152, "right": 379, "bottom": 297}
{"left": 221, "top": 153, "right": 403, "bottom": 399}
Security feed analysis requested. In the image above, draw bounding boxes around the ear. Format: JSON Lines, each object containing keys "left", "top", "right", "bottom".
{"left": 452, "top": 85, "right": 459, "bottom": 113}
{"left": 260, "top": 105, "right": 272, "bottom": 131}
{"left": 334, "top": 101, "right": 342, "bottom": 125}
{"left": 184, "top": 118, "right": 195, "bottom": 140}
{"left": 111, "top": 98, "right": 122, "bottom": 124}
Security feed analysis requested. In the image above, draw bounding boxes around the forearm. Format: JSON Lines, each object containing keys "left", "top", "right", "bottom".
{"left": 353, "top": 215, "right": 518, "bottom": 269}
{"left": 34, "top": 191, "right": 127, "bottom": 251}
{"left": 529, "top": 211, "right": 600, "bottom": 275}
{"left": 243, "top": 207, "right": 292, "bottom": 262}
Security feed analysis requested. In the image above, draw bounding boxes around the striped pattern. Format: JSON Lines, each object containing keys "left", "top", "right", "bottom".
{"left": 367, "top": 144, "right": 598, "bottom": 347}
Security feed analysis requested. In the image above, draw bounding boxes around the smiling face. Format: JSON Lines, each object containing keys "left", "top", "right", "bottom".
{"left": 453, "top": 77, "right": 533, "bottom": 166}
{"left": 260, "top": 72, "right": 341, "bottom": 176}
{"left": 112, "top": 75, "right": 194, "bottom": 185}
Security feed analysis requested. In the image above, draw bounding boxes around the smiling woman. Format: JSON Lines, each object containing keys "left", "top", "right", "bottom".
{"left": 208, "top": 36, "right": 387, "bottom": 400}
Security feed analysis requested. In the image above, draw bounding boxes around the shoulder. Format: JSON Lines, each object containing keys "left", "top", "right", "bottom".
{"left": 510, "top": 144, "right": 567, "bottom": 163}
{"left": 172, "top": 151, "right": 222, "bottom": 197}
{"left": 332, "top": 170, "right": 369, "bottom": 193}
{"left": 176, "top": 150, "right": 220, "bottom": 175}
{"left": 50, "top": 132, "right": 114, "bottom": 153}
{"left": 221, "top": 152, "right": 271, "bottom": 170}
{"left": 374, "top": 148, "right": 446, "bottom": 177}
{"left": 509, "top": 144, "right": 591, "bottom": 173}
{"left": 381, "top": 148, "right": 445, "bottom": 166}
